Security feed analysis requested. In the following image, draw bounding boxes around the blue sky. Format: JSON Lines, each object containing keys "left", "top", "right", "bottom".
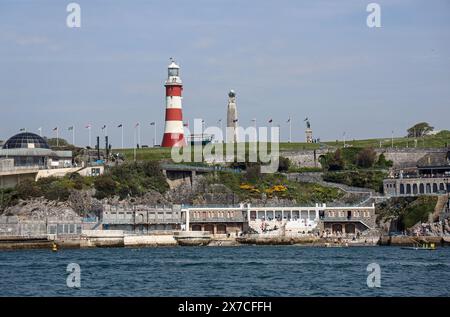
{"left": 0, "top": 0, "right": 449, "bottom": 147}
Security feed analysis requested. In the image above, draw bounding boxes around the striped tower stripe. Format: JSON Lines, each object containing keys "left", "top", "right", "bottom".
{"left": 166, "top": 96, "right": 182, "bottom": 108}
{"left": 162, "top": 132, "right": 185, "bottom": 147}
{"left": 162, "top": 83, "right": 185, "bottom": 147}
{"left": 166, "top": 85, "right": 182, "bottom": 96}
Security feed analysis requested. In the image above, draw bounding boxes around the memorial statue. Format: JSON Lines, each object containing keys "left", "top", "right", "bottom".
{"left": 304, "top": 117, "right": 311, "bottom": 129}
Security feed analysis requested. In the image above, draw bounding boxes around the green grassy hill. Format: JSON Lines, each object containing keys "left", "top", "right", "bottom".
{"left": 115, "top": 131, "right": 450, "bottom": 162}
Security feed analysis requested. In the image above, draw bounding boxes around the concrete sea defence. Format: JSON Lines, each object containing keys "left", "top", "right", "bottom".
{"left": 124, "top": 234, "right": 177, "bottom": 247}
{"left": 0, "top": 236, "right": 52, "bottom": 250}
{"left": 173, "top": 231, "right": 212, "bottom": 246}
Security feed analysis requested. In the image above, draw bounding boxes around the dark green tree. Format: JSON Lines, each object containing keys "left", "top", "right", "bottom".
{"left": 328, "top": 149, "right": 345, "bottom": 171}
{"left": 356, "top": 147, "right": 377, "bottom": 168}
{"left": 407, "top": 122, "right": 433, "bottom": 138}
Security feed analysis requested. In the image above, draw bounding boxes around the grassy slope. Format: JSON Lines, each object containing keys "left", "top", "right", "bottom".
{"left": 206, "top": 172, "right": 343, "bottom": 204}
{"left": 115, "top": 133, "right": 450, "bottom": 162}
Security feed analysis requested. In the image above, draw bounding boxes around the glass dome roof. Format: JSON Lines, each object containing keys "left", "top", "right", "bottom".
{"left": 2, "top": 132, "right": 50, "bottom": 149}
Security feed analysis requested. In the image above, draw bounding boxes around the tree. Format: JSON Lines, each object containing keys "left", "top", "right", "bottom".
{"left": 376, "top": 153, "right": 393, "bottom": 169}
{"left": 328, "top": 149, "right": 345, "bottom": 171}
{"left": 278, "top": 157, "right": 291, "bottom": 173}
{"left": 245, "top": 163, "right": 261, "bottom": 183}
{"left": 407, "top": 122, "right": 434, "bottom": 138}
{"left": 94, "top": 175, "right": 117, "bottom": 199}
{"left": 45, "top": 137, "right": 70, "bottom": 147}
{"left": 356, "top": 147, "right": 377, "bottom": 168}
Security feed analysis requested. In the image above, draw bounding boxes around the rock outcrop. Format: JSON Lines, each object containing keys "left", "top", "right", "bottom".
{"left": 2, "top": 198, "right": 79, "bottom": 220}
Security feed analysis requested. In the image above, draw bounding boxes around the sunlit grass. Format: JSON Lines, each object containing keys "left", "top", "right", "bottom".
{"left": 114, "top": 133, "right": 450, "bottom": 162}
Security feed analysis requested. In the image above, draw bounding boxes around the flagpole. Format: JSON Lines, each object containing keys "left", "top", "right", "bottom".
{"left": 289, "top": 118, "right": 292, "bottom": 143}
{"left": 153, "top": 123, "right": 156, "bottom": 147}
{"left": 138, "top": 125, "right": 141, "bottom": 147}
{"left": 134, "top": 126, "right": 137, "bottom": 161}
{"left": 56, "top": 128, "right": 59, "bottom": 147}
{"left": 89, "top": 126, "right": 92, "bottom": 148}
{"left": 72, "top": 126, "right": 75, "bottom": 146}
{"left": 219, "top": 120, "right": 223, "bottom": 143}
{"left": 121, "top": 125, "right": 124, "bottom": 149}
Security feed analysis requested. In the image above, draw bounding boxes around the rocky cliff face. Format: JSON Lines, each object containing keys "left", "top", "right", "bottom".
{"left": 2, "top": 198, "right": 79, "bottom": 219}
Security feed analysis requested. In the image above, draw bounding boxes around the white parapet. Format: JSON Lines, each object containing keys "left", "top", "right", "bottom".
{"left": 81, "top": 230, "right": 124, "bottom": 238}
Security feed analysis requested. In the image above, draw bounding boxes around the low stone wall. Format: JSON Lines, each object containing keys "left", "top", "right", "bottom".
{"left": 282, "top": 147, "right": 446, "bottom": 169}
{"left": 237, "top": 236, "right": 321, "bottom": 245}
{"left": 36, "top": 167, "right": 82, "bottom": 180}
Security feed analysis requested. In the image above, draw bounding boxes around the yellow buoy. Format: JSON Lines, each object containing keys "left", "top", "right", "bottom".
{"left": 52, "top": 242, "right": 58, "bottom": 252}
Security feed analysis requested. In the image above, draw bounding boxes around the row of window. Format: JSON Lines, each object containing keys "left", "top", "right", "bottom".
{"left": 327, "top": 211, "right": 372, "bottom": 218}
{"left": 191, "top": 211, "right": 238, "bottom": 219}
{"left": 399, "top": 182, "right": 449, "bottom": 194}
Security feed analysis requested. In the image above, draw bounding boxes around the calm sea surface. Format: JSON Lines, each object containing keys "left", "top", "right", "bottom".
{"left": 0, "top": 246, "right": 449, "bottom": 296}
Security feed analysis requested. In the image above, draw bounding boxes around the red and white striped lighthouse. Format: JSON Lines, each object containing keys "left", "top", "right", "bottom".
{"left": 161, "top": 59, "right": 185, "bottom": 147}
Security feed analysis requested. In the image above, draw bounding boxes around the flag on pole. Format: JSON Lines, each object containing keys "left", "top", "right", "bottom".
{"left": 287, "top": 118, "right": 291, "bottom": 123}
{"left": 53, "top": 127, "right": 58, "bottom": 131}
{"left": 150, "top": 122, "right": 155, "bottom": 126}
{"left": 117, "top": 124, "right": 123, "bottom": 128}
{"left": 233, "top": 119, "right": 238, "bottom": 123}
{"left": 101, "top": 125, "right": 106, "bottom": 130}
{"left": 68, "top": 126, "right": 74, "bottom": 131}
{"left": 251, "top": 119, "right": 256, "bottom": 122}
{"left": 183, "top": 122, "right": 189, "bottom": 127}
{"left": 218, "top": 119, "right": 222, "bottom": 123}
{"left": 85, "top": 124, "right": 91, "bottom": 129}
{"left": 19, "top": 128, "right": 26, "bottom": 132}
{"left": 268, "top": 119, "right": 273, "bottom": 123}
{"left": 135, "top": 122, "right": 140, "bottom": 128}
{"left": 304, "top": 117, "right": 308, "bottom": 121}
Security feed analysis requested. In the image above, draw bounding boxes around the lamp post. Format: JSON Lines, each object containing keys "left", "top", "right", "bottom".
{"left": 391, "top": 130, "right": 394, "bottom": 148}
{"left": 445, "top": 178, "right": 449, "bottom": 212}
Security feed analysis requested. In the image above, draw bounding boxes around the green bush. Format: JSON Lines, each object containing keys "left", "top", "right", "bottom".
{"left": 375, "top": 153, "right": 393, "bottom": 169}
{"left": 378, "top": 196, "right": 437, "bottom": 230}
{"left": 320, "top": 149, "right": 345, "bottom": 171}
{"left": 0, "top": 188, "right": 19, "bottom": 211}
{"left": 16, "top": 179, "right": 42, "bottom": 199}
{"left": 355, "top": 147, "right": 377, "bottom": 168}
{"left": 322, "top": 170, "right": 387, "bottom": 192}
{"left": 288, "top": 166, "right": 322, "bottom": 173}
{"left": 277, "top": 157, "right": 291, "bottom": 173}
{"left": 94, "top": 175, "right": 118, "bottom": 199}
{"left": 401, "top": 196, "right": 436, "bottom": 228}
{"left": 94, "top": 161, "right": 169, "bottom": 199}
{"left": 206, "top": 171, "right": 343, "bottom": 204}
